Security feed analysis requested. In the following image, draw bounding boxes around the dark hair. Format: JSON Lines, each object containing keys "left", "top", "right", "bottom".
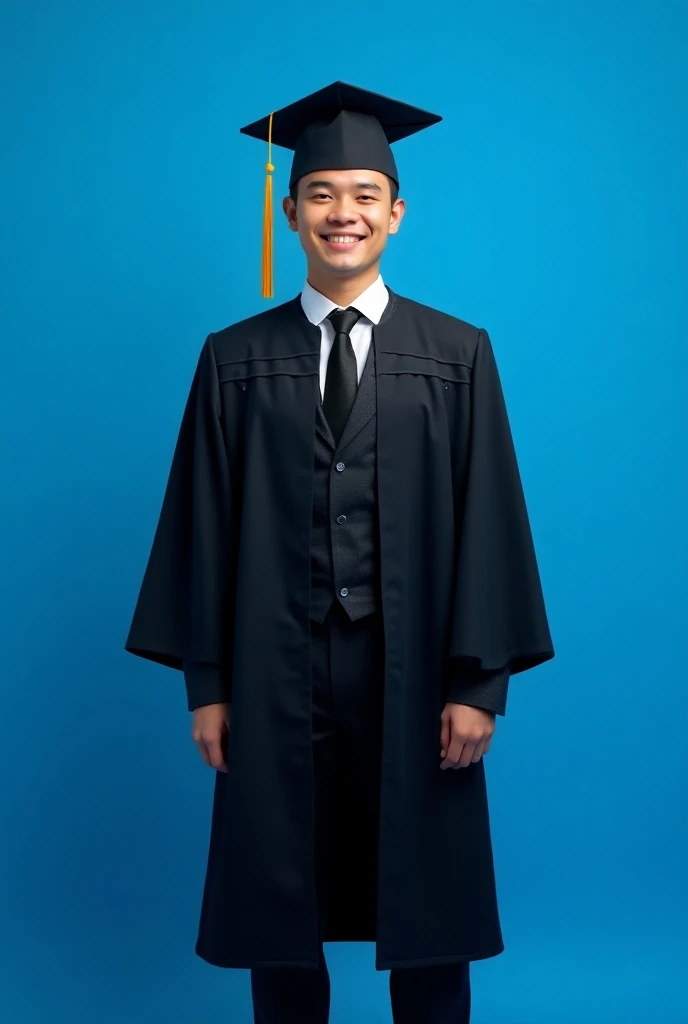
{"left": 289, "top": 175, "right": 399, "bottom": 205}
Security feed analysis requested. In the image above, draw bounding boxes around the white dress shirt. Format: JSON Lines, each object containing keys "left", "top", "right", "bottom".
{"left": 300, "top": 275, "right": 390, "bottom": 400}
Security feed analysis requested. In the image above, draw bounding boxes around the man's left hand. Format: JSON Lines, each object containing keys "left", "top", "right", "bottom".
{"left": 439, "top": 702, "right": 496, "bottom": 770}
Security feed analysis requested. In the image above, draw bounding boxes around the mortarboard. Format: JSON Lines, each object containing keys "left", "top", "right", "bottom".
{"left": 239, "top": 81, "right": 442, "bottom": 298}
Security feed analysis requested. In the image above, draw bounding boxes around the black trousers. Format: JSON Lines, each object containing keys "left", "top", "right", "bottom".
{"left": 251, "top": 601, "right": 471, "bottom": 1024}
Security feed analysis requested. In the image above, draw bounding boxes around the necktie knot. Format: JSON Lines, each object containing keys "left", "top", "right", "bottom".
{"left": 327, "top": 306, "right": 363, "bottom": 337}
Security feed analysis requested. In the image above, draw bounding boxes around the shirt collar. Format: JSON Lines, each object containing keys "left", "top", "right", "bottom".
{"left": 300, "top": 274, "right": 388, "bottom": 327}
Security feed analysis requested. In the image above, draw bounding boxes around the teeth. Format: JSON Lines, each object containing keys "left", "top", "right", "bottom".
{"left": 326, "top": 235, "right": 361, "bottom": 243}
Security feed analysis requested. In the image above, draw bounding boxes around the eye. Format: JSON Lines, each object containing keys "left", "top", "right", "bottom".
{"left": 358, "top": 194, "right": 375, "bottom": 201}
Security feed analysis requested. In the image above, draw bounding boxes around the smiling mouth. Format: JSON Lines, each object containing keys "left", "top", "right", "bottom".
{"left": 321, "top": 234, "right": 366, "bottom": 244}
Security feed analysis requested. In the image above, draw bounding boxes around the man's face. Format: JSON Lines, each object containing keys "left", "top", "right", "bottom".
{"left": 282, "top": 169, "right": 405, "bottom": 279}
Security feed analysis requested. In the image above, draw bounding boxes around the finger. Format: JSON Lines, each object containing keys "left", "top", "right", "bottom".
{"left": 454, "top": 739, "right": 478, "bottom": 769}
{"left": 205, "top": 736, "right": 228, "bottom": 773}
{"left": 195, "top": 739, "right": 212, "bottom": 768}
{"left": 191, "top": 722, "right": 213, "bottom": 767}
{"left": 469, "top": 739, "right": 487, "bottom": 763}
{"left": 441, "top": 738, "right": 466, "bottom": 770}
{"left": 441, "top": 713, "right": 464, "bottom": 768}
{"left": 439, "top": 718, "right": 451, "bottom": 759}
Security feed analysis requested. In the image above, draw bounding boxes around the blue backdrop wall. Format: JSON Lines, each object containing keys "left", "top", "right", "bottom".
{"left": 2, "top": 2, "right": 686, "bottom": 1022}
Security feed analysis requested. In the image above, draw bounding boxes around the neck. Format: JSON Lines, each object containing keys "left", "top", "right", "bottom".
{"left": 306, "top": 262, "right": 380, "bottom": 308}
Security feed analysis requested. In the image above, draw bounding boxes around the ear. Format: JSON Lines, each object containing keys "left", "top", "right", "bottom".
{"left": 282, "top": 196, "right": 298, "bottom": 233}
{"left": 387, "top": 197, "right": 406, "bottom": 236}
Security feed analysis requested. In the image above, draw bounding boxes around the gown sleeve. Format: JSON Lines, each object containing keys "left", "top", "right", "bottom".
{"left": 183, "top": 660, "right": 229, "bottom": 711}
{"left": 446, "top": 328, "right": 555, "bottom": 714}
{"left": 124, "top": 332, "right": 235, "bottom": 695}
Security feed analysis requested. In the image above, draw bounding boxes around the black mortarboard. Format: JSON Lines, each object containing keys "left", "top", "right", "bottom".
{"left": 239, "top": 81, "right": 442, "bottom": 298}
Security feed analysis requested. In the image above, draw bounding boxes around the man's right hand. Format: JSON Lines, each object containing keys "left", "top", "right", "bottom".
{"left": 191, "top": 702, "right": 231, "bottom": 772}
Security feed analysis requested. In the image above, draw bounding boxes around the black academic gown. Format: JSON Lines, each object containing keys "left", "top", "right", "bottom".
{"left": 124, "top": 288, "right": 555, "bottom": 971}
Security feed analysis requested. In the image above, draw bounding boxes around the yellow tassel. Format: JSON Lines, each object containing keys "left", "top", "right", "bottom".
{"left": 261, "top": 112, "right": 275, "bottom": 299}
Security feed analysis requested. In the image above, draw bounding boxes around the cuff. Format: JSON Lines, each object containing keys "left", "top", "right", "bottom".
{"left": 183, "top": 660, "right": 230, "bottom": 712}
{"left": 446, "top": 663, "right": 511, "bottom": 717}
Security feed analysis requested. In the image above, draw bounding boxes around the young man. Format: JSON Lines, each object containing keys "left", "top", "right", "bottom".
{"left": 125, "top": 81, "right": 555, "bottom": 1024}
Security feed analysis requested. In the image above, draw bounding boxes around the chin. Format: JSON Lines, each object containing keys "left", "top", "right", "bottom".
{"left": 326, "top": 260, "right": 368, "bottom": 277}
{"left": 325, "top": 249, "right": 379, "bottom": 271}
{"left": 312, "top": 253, "right": 358, "bottom": 273}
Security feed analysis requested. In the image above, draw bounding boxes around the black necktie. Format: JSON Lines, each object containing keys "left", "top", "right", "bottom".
{"left": 323, "top": 306, "right": 363, "bottom": 445}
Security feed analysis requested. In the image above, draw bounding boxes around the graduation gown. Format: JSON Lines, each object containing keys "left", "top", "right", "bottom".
{"left": 124, "top": 287, "right": 555, "bottom": 971}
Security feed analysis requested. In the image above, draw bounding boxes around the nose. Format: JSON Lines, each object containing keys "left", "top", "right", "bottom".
{"left": 326, "top": 197, "right": 358, "bottom": 224}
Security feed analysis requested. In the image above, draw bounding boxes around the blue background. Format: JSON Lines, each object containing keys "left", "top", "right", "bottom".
{"left": 2, "top": 1, "right": 686, "bottom": 1021}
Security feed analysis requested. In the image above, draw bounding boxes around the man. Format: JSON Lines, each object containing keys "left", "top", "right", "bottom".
{"left": 125, "top": 81, "right": 555, "bottom": 1023}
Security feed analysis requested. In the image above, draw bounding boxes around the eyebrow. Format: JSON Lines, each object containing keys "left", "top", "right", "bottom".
{"left": 304, "top": 180, "right": 383, "bottom": 192}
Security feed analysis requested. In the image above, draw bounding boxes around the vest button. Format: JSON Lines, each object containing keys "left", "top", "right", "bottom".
{"left": 340, "top": 588, "right": 349, "bottom": 597}
{"left": 335, "top": 462, "right": 345, "bottom": 471}
{"left": 336, "top": 515, "right": 346, "bottom": 524}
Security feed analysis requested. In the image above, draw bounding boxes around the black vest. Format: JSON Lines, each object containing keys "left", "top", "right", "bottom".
{"left": 309, "top": 306, "right": 385, "bottom": 624}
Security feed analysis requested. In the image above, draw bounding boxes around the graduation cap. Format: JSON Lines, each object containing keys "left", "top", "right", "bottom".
{"left": 239, "top": 82, "right": 442, "bottom": 298}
